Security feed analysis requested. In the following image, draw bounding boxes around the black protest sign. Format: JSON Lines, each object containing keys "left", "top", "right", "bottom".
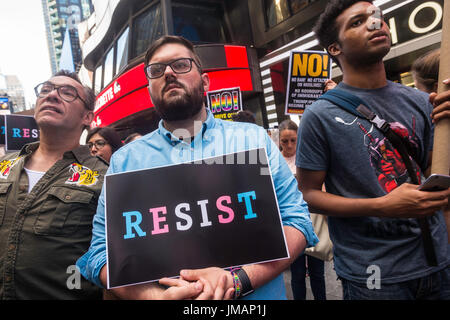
{"left": 285, "top": 51, "right": 332, "bottom": 115}
{"left": 5, "top": 115, "right": 40, "bottom": 151}
{"left": 105, "top": 148, "right": 288, "bottom": 289}
{"left": 0, "top": 115, "right": 4, "bottom": 145}
{"left": 207, "top": 87, "right": 243, "bottom": 121}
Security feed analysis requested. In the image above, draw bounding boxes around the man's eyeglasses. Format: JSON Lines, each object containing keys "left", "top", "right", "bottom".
{"left": 87, "top": 140, "right": 107, "bottom": 150}
{"left": 144, "top": 58, "right": 200, "bottom": 79}
{"left": 34, "top": 82, "right": 88, "bottom": 108}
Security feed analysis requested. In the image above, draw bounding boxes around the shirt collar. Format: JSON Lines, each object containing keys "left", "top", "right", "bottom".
{"left": 19, "top": 142, "right": 92, "bottom": 164}
{"left": 158, "top": 108, "right": 216, "bottom": 145}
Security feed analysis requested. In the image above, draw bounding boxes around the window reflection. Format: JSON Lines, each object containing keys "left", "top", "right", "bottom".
{"left": 266, "top": 0, "right": 290, "bottom": 27}
{"left": 290, "top": 0, "right": 309, "bottom": 14}
{"left": 265, "top": 0, "right": 318, "bottom": 28}
{"left": 94, "top": 64, "right": 102, "bottom": 95}
{"left": 103, "top": 48, "right": 114, "bottom": 86}
{"left": 116, "top": 27, "right": 129, "bottom": 74}
{"left": 132, "top": 4, "right": 163, "bottom": 59}
{"left": 172, "top": 2, "right": 227, "bottom": 43}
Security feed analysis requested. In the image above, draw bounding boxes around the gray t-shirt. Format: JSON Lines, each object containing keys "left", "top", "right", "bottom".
{"left": 297, "top": 80, "right": 449, "bottom": 284}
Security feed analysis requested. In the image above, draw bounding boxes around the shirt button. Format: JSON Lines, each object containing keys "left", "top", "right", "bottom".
{"left": 19, "top": 185, "right": 27, "bottom": 192}
{"left": 65, "top": 195, "right": 71, "bottom": 200}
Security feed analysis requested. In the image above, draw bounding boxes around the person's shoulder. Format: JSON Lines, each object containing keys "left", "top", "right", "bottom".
{"left": 389, "top": 81, "right": 429, "bottom": 101}
{"left": 0, "top": 151, "right": 21, "bottom": 162}
{"left": 114, "top": 130, "right": 161, "bottom": 158}
{"left": 214, "top": 118, "right": 266, "bottom": 132}
{"left": 300, "top": 98, "right": 335, "bottom": 121}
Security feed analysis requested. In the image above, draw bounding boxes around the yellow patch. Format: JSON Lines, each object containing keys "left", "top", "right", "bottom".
{"left": 0, "top": 156, "right": 23, "bottom": 179}
{"left": 66, "top": 163, "right": 99, "bottom": 186}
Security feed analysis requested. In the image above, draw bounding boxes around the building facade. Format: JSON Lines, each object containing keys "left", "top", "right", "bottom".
{"left": 42, "top": 0, "right": 94, "bottom": 73}
{"left": 0, "top": 73, "right": 26, "bottom": 113}
{"left": 79, "top": 0, "right": 444, "bottom": 135}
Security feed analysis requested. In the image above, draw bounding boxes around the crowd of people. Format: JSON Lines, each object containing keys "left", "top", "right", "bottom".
{"left": 0, "top": 0, "right": 449, "bottom": 300}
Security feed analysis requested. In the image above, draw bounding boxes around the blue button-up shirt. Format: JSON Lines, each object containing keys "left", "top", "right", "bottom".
{"left": 77, "top": 109, "right": 317, "bottom": 300}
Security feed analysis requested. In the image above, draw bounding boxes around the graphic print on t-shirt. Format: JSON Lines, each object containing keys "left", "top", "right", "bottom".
{"left": 337, "top": 115, "right": 422, "bottom": 193}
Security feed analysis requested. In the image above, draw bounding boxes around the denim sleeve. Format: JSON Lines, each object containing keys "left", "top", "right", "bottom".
{"left": 76, "top": 163, "right": 116, "bottom": 288}
{"left": 265, "top": 132, "right": 318, "bottom": 248}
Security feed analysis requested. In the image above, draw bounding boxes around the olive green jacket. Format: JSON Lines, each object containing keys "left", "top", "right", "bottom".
{"left": 0, "top": 142, "right": 108, "bottom": 299}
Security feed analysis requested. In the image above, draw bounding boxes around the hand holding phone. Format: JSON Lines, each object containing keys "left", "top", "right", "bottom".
{"left": 418, "top": 174, "right": 450, "bottom": 191}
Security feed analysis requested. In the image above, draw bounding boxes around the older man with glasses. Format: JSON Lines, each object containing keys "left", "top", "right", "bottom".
{"left": 0, "top": 70, "right": 108, "bottom": 299}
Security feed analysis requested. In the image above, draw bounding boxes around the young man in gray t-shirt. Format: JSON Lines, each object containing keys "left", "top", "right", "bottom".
{"left": 297, "top": 0, "right": 450, "bottom": 299}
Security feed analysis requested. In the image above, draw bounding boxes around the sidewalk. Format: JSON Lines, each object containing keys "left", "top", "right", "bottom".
{"left": 283, "top": 260, "right": 343, "bottom": 300}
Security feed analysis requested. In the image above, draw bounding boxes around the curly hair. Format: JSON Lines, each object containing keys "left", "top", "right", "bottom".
{"left": 313, "top": 0, "right": 374, "bottom": 54}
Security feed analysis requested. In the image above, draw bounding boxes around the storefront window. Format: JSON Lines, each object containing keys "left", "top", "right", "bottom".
{"left": 94, "top": 64, "right": 102, "bottom": 94}
{"left": 172, "top": 2, "right": 227, "bottom": 43}
{"left": 290, "top": 0, "right": 310, "bottom": 14}
{"left": 103, "top": 47, "right": 114, "bottom": 87}
{"left": 265, "top": 0, "right": 290, "bottom": 27}
{"left": 265, "top": 0, "right": 318, "bottom": 28}
{"left": 132, "top": 4, "right": 163, "bottom": 59}
{"left": 116, "top": 27, "right": 129, "bottom": 74}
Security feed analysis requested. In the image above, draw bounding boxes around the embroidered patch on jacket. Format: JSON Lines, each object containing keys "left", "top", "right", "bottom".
{"left": 0, "top": 156, "right": 23, "bottom": 179}
{"left": 66, "top": 163, "right": 99, "bottom": 186}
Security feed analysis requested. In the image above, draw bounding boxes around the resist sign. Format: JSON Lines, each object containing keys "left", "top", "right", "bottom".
{"left": 5, "top": 115, "right": 40, "bottom": 151}
{"left": 105, "top": 148, "right": 288, "bottom": 289}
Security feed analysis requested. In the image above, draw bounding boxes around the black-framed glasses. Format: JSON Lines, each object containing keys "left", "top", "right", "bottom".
{"left": 144, "top": 58, "right": 200, "bottom": 79}
{"left": 87, "top": 140, "right": 107, "bottom": 150}
{"left": 34, "top": 82, "right": 88, "bottom": 108}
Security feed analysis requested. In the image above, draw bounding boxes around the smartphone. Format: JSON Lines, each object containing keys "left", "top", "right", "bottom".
{"left": 418, "top": 174, "right": 450, "bottom": 191}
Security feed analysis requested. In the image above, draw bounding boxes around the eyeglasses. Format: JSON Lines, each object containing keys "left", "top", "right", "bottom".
{"left": 87, "top": 140, "right": 107, "bottom": 150}
{"left": 144, "top": 58, "right": 200, "bottom": 79}
{"left": 34, "top": 82, "right": 88, "bottom": 108}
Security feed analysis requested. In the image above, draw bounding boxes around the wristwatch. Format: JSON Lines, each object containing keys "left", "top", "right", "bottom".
{"left": 235, "top": 268, "right": 254, "bottom": 298}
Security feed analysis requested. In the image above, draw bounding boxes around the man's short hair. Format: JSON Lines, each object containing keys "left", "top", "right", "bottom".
{"left": 313, "top": 0, "right": 374, "bottom": 54}
{"left": 231, "top": 110, "right": 256, "bottom": 123}
{"left": 278, "top": 119, "right": 298, "bottom": 133}
{"left": 144, "top": 35, "right": 202, "bottom": 71}
{"left": 54, "top": 69, "right": 96, "bottom": 111}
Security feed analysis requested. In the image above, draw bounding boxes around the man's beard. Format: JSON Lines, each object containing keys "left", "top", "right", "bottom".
{"left": 151, "top": 79, "right": 205, "bottom": 121}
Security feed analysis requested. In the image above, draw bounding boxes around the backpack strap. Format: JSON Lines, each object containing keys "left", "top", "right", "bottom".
{"left": 319, "top": 89, "right": 390, "bottom": 133}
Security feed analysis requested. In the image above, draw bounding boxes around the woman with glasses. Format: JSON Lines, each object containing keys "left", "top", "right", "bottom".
{"left": 86, "top": 127, "right": 123, "bottom": 163}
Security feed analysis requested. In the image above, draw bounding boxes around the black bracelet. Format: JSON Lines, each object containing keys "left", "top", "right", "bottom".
{"left": 236, "top": 268, "right": 254, "bottom": 298}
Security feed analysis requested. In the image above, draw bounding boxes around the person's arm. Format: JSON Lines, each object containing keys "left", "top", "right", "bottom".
{"left": 296, "top": 167, "right": 450, "bottom": 219}
{"left": 179, "top": 225, "right": 306, "bottom": 295}
{"left": 99, "top": 265, "right": 234, "bottom": 300}
{"left": 323, "top": 79, "right": 337, "bottom": 93}
{"left": 429, "top": 78, "right": 450, "bottom": 124}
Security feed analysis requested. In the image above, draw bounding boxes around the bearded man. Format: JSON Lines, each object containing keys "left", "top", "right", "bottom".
{"left": 76, "top": 35, "right": 317, "bottom": 300}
